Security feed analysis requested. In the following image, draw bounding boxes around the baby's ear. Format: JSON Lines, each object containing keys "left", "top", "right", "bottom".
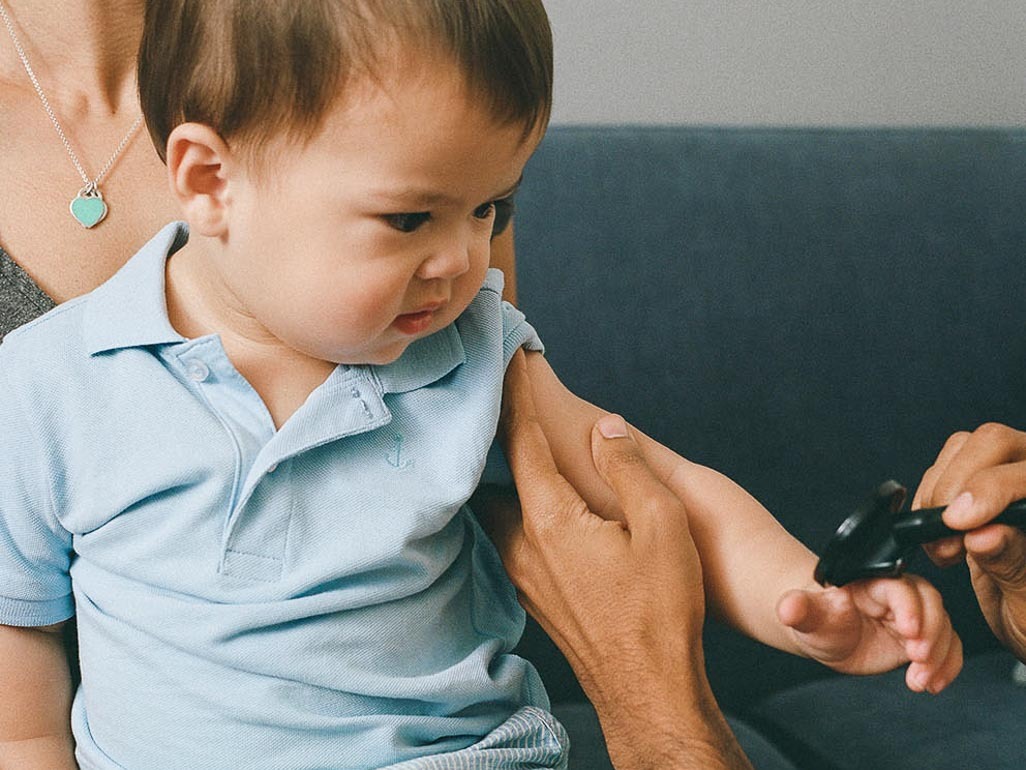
{"left": 165, "top": 123, "right": 234, "bottom": 237}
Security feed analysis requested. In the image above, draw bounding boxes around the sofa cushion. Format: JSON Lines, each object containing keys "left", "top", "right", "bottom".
{"left": 746, "top": 650, "right": 1026, "bottom": 769}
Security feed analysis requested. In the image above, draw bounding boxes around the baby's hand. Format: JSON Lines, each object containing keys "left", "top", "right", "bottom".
{"left": 776, "top": 575, "right": 963, "bottom": 693}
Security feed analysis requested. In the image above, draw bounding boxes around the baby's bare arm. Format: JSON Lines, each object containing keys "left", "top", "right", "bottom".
{"left": 0, "top": 623, "right": 77, "bottom": 769}
{"left": 521, "top": 350, "right": 815, "bottom": 653}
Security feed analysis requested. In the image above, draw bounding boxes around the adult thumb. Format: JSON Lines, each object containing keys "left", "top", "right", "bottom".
{"left": 968, "top": 527, "right": 1026, "bottom": 592}
{"left": 590, "top": 413, "right": 685, "bottom": 536}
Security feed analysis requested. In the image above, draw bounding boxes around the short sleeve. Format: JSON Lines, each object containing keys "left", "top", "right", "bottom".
{"left": 499, "top": 300, "right": 544, "bottom": 368}
{"left": 480, "top": 302, "right": 545, "bottom": 487}
{"left": 0, "top": 368, "right": 74, "bottom": 626}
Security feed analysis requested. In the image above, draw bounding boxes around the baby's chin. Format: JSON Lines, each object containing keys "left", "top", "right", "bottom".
{"left": 329, "top": 337, "right": 420, "bottom": 368}
{"left": 310, "top": 315, "right": 457, "bottom": 368}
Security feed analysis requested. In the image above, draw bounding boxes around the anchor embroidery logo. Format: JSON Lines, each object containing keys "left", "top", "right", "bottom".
{"left": 386, "top": 434, "right": 414, "bottom": 470}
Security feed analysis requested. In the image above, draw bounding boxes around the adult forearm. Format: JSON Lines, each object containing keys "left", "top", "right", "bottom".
{"left": 597, "top": 690, "right": 754, "bottom": 770}
{"left": 0, "top": 624, "right": 76, "bottom": 768}
{"left": 586, "top": 647, "right": 754, "bottom": 770}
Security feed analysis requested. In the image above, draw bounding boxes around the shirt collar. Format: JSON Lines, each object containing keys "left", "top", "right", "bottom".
{"left": 84, "top": 221, "right": 189, "bottom": 355}
{"left": 371, "top": 322, "right": 466, "bottom": 394}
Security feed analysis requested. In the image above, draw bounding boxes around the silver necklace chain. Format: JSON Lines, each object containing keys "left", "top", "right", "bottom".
{"left": 0, "top": 0, "right": 142, "bottom": 193}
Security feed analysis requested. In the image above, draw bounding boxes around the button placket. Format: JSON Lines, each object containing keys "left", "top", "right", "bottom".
{"left": 350, "top": 384, "right": 374, "bottom": 420}
{"left": 221, "top": 457, "right": 295, "bottom": 583}
{"left": 171, "top": 338, "right": 279, "bottom": 575}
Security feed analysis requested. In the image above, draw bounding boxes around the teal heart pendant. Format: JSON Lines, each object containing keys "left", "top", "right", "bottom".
{"left": 70, "top": 185, "right": 108, "bottom": 229}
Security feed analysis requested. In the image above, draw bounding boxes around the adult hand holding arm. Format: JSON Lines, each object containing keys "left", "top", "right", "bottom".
{"left": 915, "top": 423, "right": 1026, "bottom": 662}
{"left": 475, "top": 350, "right": 752, "bottom": 770}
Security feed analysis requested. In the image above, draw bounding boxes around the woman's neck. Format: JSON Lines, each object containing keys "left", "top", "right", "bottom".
{"left": 0, "top": 0, "right": 144, "bottom": 115}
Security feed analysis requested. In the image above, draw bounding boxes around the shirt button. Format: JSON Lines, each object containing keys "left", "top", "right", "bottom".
{"left": 267, "top": 463, "right": 278, "bottom": 473}
{"left": 185, "top": 360, "right": 210, "bottom": 382}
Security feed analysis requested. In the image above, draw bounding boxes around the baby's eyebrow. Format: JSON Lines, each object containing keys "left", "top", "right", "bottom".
{"left": 374, "top": 188, "right": 456, "bottom": 207}
{"left": 371, "top": 175, "right": 523, "bottom": 208}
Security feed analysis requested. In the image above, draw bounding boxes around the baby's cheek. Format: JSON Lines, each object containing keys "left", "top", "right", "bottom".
{"left": 454, "top": 263, "right": 491, "bottom": 311}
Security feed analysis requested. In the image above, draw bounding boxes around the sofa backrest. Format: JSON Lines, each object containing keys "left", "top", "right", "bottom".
{"left": 512, "top": 125, "right": 1026, "bottom": 708}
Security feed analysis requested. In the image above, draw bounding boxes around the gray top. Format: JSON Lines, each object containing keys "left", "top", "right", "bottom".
{"left": 0, "top": 246, "right": 55, "bottom": 341}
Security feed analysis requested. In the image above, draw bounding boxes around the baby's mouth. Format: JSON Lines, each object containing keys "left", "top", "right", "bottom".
{"left": 393, "top": 304, "right": 443, "bottom": 335}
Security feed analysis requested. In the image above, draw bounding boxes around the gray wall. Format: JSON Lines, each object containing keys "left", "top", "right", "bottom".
{"left": 547, "top": 1, "right": 1026, "bottom": 127}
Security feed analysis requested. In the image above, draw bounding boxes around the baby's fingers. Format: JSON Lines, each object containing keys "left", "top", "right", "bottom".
{"left": 857, "top": 577, "right": 924, "bottom": 639}
{"left": 901, "top": 578, "right": 963, "bottom": 693}
{"left": 905, "top": 627, "right": 963, "bottom": 694}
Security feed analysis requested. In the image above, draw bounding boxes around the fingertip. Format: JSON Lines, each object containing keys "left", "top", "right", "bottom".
{"left": 963, "top": 524, "right": 1010, "bottom": 558}
{"left": 906, "top": 664, "right": 929, "bottom": 693}
{"left": 931, "top": 536, "right": 965, "bottom": 562}
{"left": 596, "top": 413, "right": 630, "bottom": 440}
{"left": 942, "top": 491, "right": 976, "bottom": 528}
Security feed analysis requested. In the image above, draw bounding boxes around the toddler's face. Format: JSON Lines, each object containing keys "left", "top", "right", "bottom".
{"left": 215, "top": 58, "right": 541, "bottom": 366}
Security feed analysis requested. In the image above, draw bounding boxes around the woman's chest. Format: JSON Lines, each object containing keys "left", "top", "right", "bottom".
{"left": 0, "top": 96, "right": 177, "bottom": 302}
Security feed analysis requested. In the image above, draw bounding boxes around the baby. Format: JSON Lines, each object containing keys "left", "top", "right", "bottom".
{"left": 0, "top": 2, "right": 961, "bottom": 769}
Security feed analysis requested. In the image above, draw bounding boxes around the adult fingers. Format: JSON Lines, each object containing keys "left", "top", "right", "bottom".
{"left": 588, "top": 414, "right": 687, "bottom": 541}
{"left": 912, "top": 431, "right": 969, "bottom": 510}
{"left": 922, "top": 536, "right": 966, "bottom": 568}
{"left": 498, "top": 350, "right": 582, "bottom": 532}
{"left": 924, "top": 423, "right": 1026, "bottom": 524}
{"left": 916, "top": 432, "right": 969, "bottom": 566}
{"left": 943, "top": 459, "right": 1026, "bottom": 531}
{"left": 965, "top": 526, "right": 1026, "bottom": 596}
{"left": 966, "top": 527, "right": 1026, "bottom": 658}
{"left": 499, "top": 349, "right": 561, "bottom": 481}
{"left": 915, "top": 425, "right": 1026, "bottom": 564}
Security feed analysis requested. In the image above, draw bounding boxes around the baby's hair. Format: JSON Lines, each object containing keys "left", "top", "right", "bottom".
{"left": 139, "top": 0, "right": 552, "bottom": 165}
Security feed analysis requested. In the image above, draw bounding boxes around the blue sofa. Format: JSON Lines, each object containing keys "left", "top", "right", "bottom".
{"left": 511, "top": 126, "right": 1026, "bottom": 769}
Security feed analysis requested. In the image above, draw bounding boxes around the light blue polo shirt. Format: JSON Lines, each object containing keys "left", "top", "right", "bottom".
{"left": 0, "top": 222, "right": 568, "bottom": 769}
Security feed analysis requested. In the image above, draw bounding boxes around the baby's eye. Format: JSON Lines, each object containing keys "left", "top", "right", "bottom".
{"left": 473, "top": 201, "right": 496, "bottom": 220}
{"left": 385, "top": 212, "right": 431, "bottom": 233}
